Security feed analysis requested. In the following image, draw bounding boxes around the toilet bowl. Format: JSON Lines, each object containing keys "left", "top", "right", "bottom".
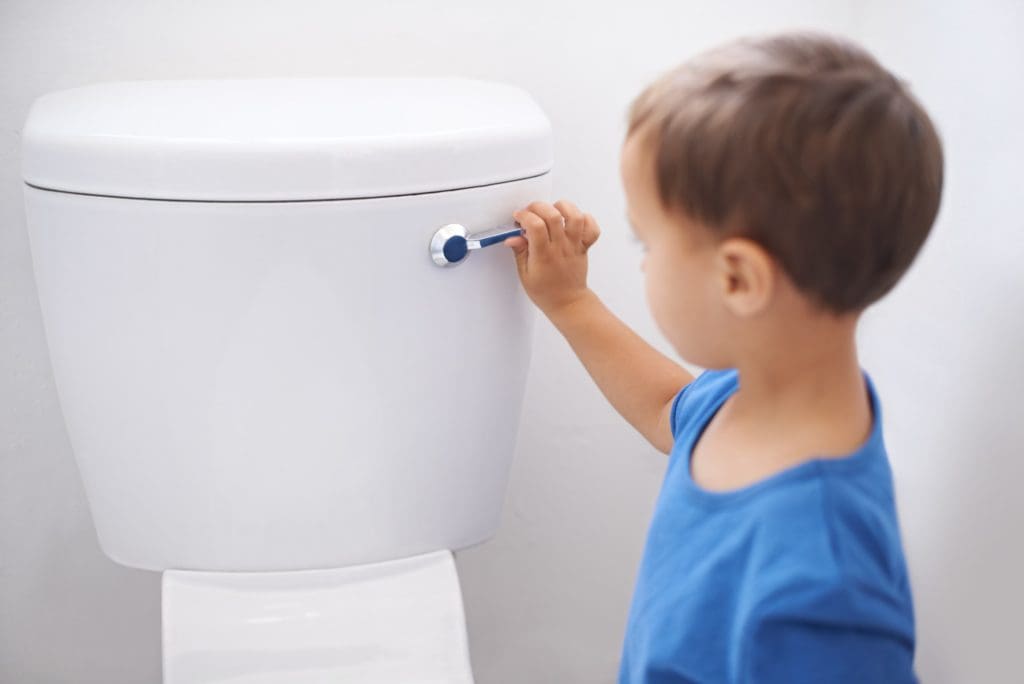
{"left": 21, "top": 77, "right": 553, "bottom": 681}
{"left": 163, "top": 550, "right": 473, "bottom": 683}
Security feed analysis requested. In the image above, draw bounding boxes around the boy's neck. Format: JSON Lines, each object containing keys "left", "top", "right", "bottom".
{"left": 729, "top": 312, "right": 869, "bottom": 431}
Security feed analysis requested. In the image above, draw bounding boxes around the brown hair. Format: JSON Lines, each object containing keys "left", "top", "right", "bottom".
{"left": 626, "top": 32, "right": 944, "bottom": 314}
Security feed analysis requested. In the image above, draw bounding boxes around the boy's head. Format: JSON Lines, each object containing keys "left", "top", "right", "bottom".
{"left": 620, "top": 32, "right": 943, "bottom": 367}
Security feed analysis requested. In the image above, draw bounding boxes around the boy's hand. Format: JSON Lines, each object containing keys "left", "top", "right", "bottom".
{"left": 505, "top": 199, "right": 601, "bottom": 317}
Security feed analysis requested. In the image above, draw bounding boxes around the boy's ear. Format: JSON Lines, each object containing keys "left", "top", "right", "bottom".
{"left": 714, "top": 237, "right": 775, "bottom": 318}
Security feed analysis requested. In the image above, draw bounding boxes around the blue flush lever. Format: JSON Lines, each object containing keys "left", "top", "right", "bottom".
{"left": 430, "top": 223, "right": 524, "bottom": 267}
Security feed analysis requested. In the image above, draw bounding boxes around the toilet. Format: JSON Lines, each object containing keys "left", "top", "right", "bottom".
{"left": 21, "top": 77, "right": 553, "bottom": 682}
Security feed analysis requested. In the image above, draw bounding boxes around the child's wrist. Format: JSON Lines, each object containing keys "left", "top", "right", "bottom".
{"left": 545, "top": 288, "right": 599, "bottom": 329}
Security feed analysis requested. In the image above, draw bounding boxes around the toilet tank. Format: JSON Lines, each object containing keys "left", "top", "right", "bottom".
{"left": 21, "top": 77, "right": 552, "bottom": 572}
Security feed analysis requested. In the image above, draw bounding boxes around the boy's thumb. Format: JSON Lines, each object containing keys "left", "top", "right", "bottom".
{"left": 505, "top": 236, "right": 528, "bottom": 269}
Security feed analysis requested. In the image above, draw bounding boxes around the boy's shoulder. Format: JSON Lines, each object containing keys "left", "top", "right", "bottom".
{"left": 669, "top": 367, "right": 895, "bottom": 498}
{"left": 668, "top": 367, "right": 738, "bottom": 440}
{"left": 666, "top": 366, "right": 906, "bottom": 585}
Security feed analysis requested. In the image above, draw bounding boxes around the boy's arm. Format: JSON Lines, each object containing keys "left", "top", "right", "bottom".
{"left": 505, "top": 199, "right": 693, "bottom": 454}
{"left": 547, "top": 289, "right": 694, "bottom": 454}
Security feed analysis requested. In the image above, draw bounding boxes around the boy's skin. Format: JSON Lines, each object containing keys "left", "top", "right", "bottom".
{"left": 504, "top": 126, "right": 874, "bottom": 491}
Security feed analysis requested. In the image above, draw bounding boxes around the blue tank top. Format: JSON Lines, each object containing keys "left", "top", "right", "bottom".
{"left": 618, "top": 368, "right": 917, "bottom": 683}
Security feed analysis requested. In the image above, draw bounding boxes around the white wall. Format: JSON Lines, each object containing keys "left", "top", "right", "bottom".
{"left": 854, "top": 2, "right": 1024, "bottom": 682}
{"left": 1, "top": 1, "right": 1019, "bottom": 682}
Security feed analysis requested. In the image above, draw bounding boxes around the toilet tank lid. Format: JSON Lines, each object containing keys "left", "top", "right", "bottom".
{"left": 20, "top": 77, "right": 554, "bottom": 202}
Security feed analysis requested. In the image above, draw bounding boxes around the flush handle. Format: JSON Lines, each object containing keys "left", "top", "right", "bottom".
{"left": 430, "top": 223, "right": 524, "bottom": 267}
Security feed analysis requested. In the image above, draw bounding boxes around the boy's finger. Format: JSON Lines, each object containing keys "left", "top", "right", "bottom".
{"left": 504, "top": 235, "right": 527, "bottom": 253}
{"left": 504, "top": 235, "right": 528, "bottom": 274}
{"left": 582, "top": 213, "right": 602, "bottom": 248}
{"left": 528, "top": 201, "right": 567, "bottom": 246}
{"left": 554, "top": 199, "right": 585, "bottom": 244}
{"left": 513, "top": 210, "right": 550, "bottom": 257}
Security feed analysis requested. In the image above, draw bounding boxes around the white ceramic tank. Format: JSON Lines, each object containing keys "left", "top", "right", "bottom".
{"left": 22, "top": 77, "right": 552, "bottom": 572}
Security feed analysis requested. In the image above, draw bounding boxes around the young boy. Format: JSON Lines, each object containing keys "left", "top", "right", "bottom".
{"left": 502, "top": 32, "right": 943, "bottom": 683}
